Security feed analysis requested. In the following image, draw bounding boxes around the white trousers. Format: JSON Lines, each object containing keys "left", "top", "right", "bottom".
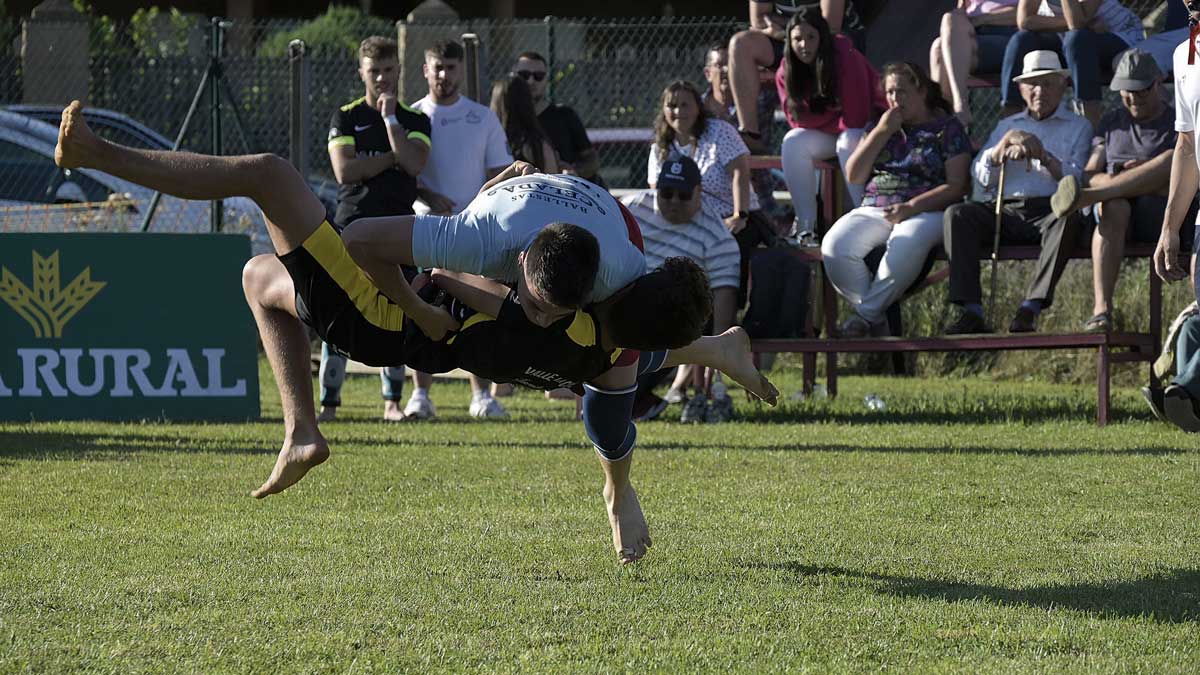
{"left": 820, "top": 206, "right": 945, "bottom": 324}
{"left": 780, "top": 127, "right": 866, "bottom": 231}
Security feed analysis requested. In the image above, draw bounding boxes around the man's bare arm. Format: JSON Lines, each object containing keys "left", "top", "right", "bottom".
{"left": 1156, "top": 131, "right": 1199, "bottom": 281}
{"left": 428, "top": 269, "right": 508, "bottom": 317}
{"left": 479, "top": 161, "right": 538, "bottom": 193}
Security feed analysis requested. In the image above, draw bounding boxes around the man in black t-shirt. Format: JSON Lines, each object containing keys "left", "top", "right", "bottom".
{"left": 513, "top": 51, "right": 603, "bottom": 187}
{"left": 322, "top": 35, "right": 432, "bottom": 422}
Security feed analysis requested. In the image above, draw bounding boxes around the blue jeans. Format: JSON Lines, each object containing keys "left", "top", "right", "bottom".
{"left": 1001, "top": 29, "right": 1130, "bottom": 106}
{"left": 1173, "top": 315, "right": 1200, "bottom": 400}
{"left": 976, "top": 26, "right": 1017, "bottom": 74}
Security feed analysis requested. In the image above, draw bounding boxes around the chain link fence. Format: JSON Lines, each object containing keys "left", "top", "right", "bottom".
{"left": 0, "top": 3, "right": 1181, "bottom": 236}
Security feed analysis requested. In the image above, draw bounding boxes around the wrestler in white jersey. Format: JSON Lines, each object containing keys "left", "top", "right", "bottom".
{"left": 412, "top": 172, "right": 646, "bottom": 303}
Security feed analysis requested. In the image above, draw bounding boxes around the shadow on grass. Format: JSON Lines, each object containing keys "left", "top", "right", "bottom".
{"left": 0, "top": 429, "right": 268, "bottom": 460}
{"left": 2, "top": 428, "right": 1188, "bottom": 460}
{"left": 752, "top": 562, "right": 1200, "bottom": 623}
{"left": 736, "top": 402, "right": 1148, "bottom": 427}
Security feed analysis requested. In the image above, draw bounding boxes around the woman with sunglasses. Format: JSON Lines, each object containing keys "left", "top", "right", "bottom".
{"left": 490, "top": 74, "right": 560, "bottom": 174}
{"left": 822, "top": 62, "right": 971, "bottom": 338}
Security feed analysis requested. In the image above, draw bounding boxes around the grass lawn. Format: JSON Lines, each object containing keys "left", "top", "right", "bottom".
{"left": 2, "top": 361, "right": 1198, "bottom": 672}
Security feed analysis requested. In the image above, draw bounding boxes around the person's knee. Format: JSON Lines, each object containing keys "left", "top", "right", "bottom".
{"left": 729, "top": 29, "right": 763, "bottom": 59}
{"left": 240, "top": 153, "right": 294, "bottom": 197}
{"left": 1062, "top": 28, "right": 1093, "bottom": 57}
{"left": 835, "top": 130, "right": 862, "bottom": 155}
{"left": 781, "top": 127, "right": 806, "bottom": 154}
{"left": 1096, "top": 199, "right": 1131, "bottom": 235}
{"left": 340, "top": 220, "right": 374, "bottom": 261}
{"left": 242, "top": 254, "right": 279, "bottom": 305}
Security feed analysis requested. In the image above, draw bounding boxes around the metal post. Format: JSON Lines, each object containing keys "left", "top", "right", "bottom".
{"left": 210, "top": 17, "right": 225, "bottom": 233}
{"left": 544, "top": 16, "right": 555, "bottom": 82}
{"left": 462, "top": 32, "right": 480, "bottom": 102}
{"left": 287, "top": 39, "right": 310, "bottom": 177}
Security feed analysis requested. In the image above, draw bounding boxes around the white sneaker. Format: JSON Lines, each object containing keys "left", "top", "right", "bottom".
{"left": 469, "top": 395, "right": 509, "bottom": 419}
{"left": 403, "top": 394, "right": 436, "bottom": 420}
{"left": 663, "top": 386, "right": 687, "bottom": 404}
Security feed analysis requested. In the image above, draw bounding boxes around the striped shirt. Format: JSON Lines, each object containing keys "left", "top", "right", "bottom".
{"left": 621, "top": 190, "right": 741, "bottom": 291}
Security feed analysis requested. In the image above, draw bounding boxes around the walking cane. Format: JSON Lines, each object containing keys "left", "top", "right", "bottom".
{"left": 988, "top": 161, "right": 1008, "bottom": 323}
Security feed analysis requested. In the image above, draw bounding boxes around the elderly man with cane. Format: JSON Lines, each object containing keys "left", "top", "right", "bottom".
{"left": 942, "top": 50, "right": 1092, "bottom": 334}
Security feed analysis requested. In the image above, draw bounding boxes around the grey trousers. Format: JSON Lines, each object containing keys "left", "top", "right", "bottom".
{"left": 943, "top": 197, "right": 1083, "bottom": 308}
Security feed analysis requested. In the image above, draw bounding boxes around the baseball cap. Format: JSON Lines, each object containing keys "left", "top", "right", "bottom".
{"left": 656, "top": 156, "right": 702, "bottom": 191}
{"left": 1109, "top": 49, "right": 1161, "bottom": 92}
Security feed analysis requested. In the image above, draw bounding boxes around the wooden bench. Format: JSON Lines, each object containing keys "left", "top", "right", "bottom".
{"left": 742, "top": 155, "right": 1163, "bottom": 425}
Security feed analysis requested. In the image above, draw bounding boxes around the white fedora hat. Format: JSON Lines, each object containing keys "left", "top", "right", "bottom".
{"left": 1012, "top": 50, "right": 1070, "bottom": 82}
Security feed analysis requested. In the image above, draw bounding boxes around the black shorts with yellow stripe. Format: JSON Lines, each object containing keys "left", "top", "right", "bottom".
{"left": 278, "top": 221, "right": 457, "bottom": 372}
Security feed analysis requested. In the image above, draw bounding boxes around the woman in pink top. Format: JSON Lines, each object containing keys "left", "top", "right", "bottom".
{"left": 930, "top": 0, "right": 1020, "bottom": 126}
{"left": 776, "top": 8, "right": 885, "bottom": 246}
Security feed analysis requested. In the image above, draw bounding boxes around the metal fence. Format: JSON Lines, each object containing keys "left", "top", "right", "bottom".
{"left": 0, "top": 4, "right": 1181, "bottom": 234}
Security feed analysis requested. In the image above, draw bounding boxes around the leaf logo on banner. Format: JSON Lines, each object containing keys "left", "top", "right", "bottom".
{"left": 0, "top": 250, "right": 106, "bottom": 338}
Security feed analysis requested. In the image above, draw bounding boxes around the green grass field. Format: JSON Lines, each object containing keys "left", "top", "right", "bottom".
{"left": 2, "top": 362, "right": 1199, "bottom": 673}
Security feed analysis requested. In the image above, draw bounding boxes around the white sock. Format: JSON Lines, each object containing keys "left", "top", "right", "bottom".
{"left": 412, "top": 387, "right": 429, "bottom": 400}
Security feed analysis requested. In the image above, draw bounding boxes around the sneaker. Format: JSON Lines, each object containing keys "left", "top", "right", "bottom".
{"left": 705, "top": 394, "right": 735, "bottom": 423}
{"left": 663, "top": 387, "right": 687, "bottom": 404}
{"left": 469, "top": 395, "right": 509, "bottom": 419}
{"left": 680, "top": 392, "right": 708, "bottom": 424}
{"left": 1163, "top": 385, "right": 1200, "bottom": 432}
{"left": 791, "top": 230, "right": 820, "bottom": 249}
{"left": 403, "top": 394, "right": 436, "bottom": 420}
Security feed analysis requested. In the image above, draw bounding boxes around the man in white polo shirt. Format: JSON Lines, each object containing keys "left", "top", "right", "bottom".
{"left": 1151, "top": 6, "right": 1200, "bottom": 429}
{"left": 407, "top": 39, "right": 514, "bottom": 420}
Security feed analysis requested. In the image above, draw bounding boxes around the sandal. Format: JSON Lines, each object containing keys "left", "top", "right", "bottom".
{"left": 1082, "top": 311, "right": 1111, "bottom": 333}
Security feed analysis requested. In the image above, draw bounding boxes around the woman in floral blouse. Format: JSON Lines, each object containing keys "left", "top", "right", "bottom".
{"left": 821, "top": 62, "right": 973, "bottom": 337}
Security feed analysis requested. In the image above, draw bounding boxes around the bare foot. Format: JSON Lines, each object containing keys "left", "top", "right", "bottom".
{"left": 251, "top": 435, "right": 330, "bottom": 498}
{"left": 317, "top": 406, "right": 337, "bottom": 422}
{"left": 605, "top": 483, "right": 651, "bottom": 564}
{"left": 382, "top": 400, "right": 406, "bottom": 422}
{"left": 55, "top": 100, "right": 101, "bottom": 169}
{"left": 713, "top": 327, "right": 779, "bottom": 406}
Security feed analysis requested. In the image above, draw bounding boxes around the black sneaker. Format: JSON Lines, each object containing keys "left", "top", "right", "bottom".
{"left": 944, "top": 309, "right": 993, "bottom": 335}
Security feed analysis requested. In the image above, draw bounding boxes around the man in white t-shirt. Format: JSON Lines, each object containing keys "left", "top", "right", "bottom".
{"left": 405, "top": 39, "right": 515, "bottom": 420}
{"left": 413, "top": 40, "right": 513, "bottom": 214}
{"left": 1152, "top": 15, "right": 1200, "bottom": 429}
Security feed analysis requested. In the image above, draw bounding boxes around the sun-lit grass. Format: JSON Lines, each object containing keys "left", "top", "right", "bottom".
{"left": 1, "top": 360, "right": 1198, "bottom": 672}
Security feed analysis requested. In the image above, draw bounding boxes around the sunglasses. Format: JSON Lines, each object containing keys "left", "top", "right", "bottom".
{"left": 514, "top": 70, "right": 547, "bottom": 82}
{"left": 658, "top": 188, "right": 694, "bottom": 201}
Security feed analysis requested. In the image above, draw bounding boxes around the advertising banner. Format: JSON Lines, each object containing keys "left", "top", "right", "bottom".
{"left": 0, "top": 233, "right": 260, "bottom": 421}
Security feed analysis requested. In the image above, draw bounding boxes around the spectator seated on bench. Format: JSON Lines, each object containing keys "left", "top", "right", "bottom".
{"left": 776, "top": 7, "right": 885, "bottom": 247}
{"left": 823, "top": 62, "right": 972, "bottom": 338}
{"left": 1048, "top": 48, "right": 1198, "bottom": 332}
{"left": 1002, "top": 0, "right": 1144, "bottom": 127}
{"left": 930, "top": 0, "right": 1020, "bottom": 127}
{"left": 624, "top": 158, "right": 742, "bottom": 424}
{"left": 944, "top": 50, "right": 1092, "bottom": 335}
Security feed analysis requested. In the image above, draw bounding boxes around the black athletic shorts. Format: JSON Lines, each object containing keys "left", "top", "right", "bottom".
{"left": 278, "top": 221, "right": 457, "bottom": 372}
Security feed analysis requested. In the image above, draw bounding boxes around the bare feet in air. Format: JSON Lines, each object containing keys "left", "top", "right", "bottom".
{"left": 713, "top": 327, "right": 779, "bottom": 406}
{"left": 55, "top": 100, "right": 101, "bottom": 169}
{"left": 251, "top": 433, "right": 330, "bottom": 498}
{"left": 382, "top": 400, "right": 406, "bottom": 422}
{"left": 605, "top": 483, "right": 651, "bottom": 564}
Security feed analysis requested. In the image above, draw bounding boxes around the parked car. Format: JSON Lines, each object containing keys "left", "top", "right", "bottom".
{"left": 3, "top": 105, "right": 340, "bottom": 216}
{"left": 0, "top": 109, "right": 276, "bottom": 252}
